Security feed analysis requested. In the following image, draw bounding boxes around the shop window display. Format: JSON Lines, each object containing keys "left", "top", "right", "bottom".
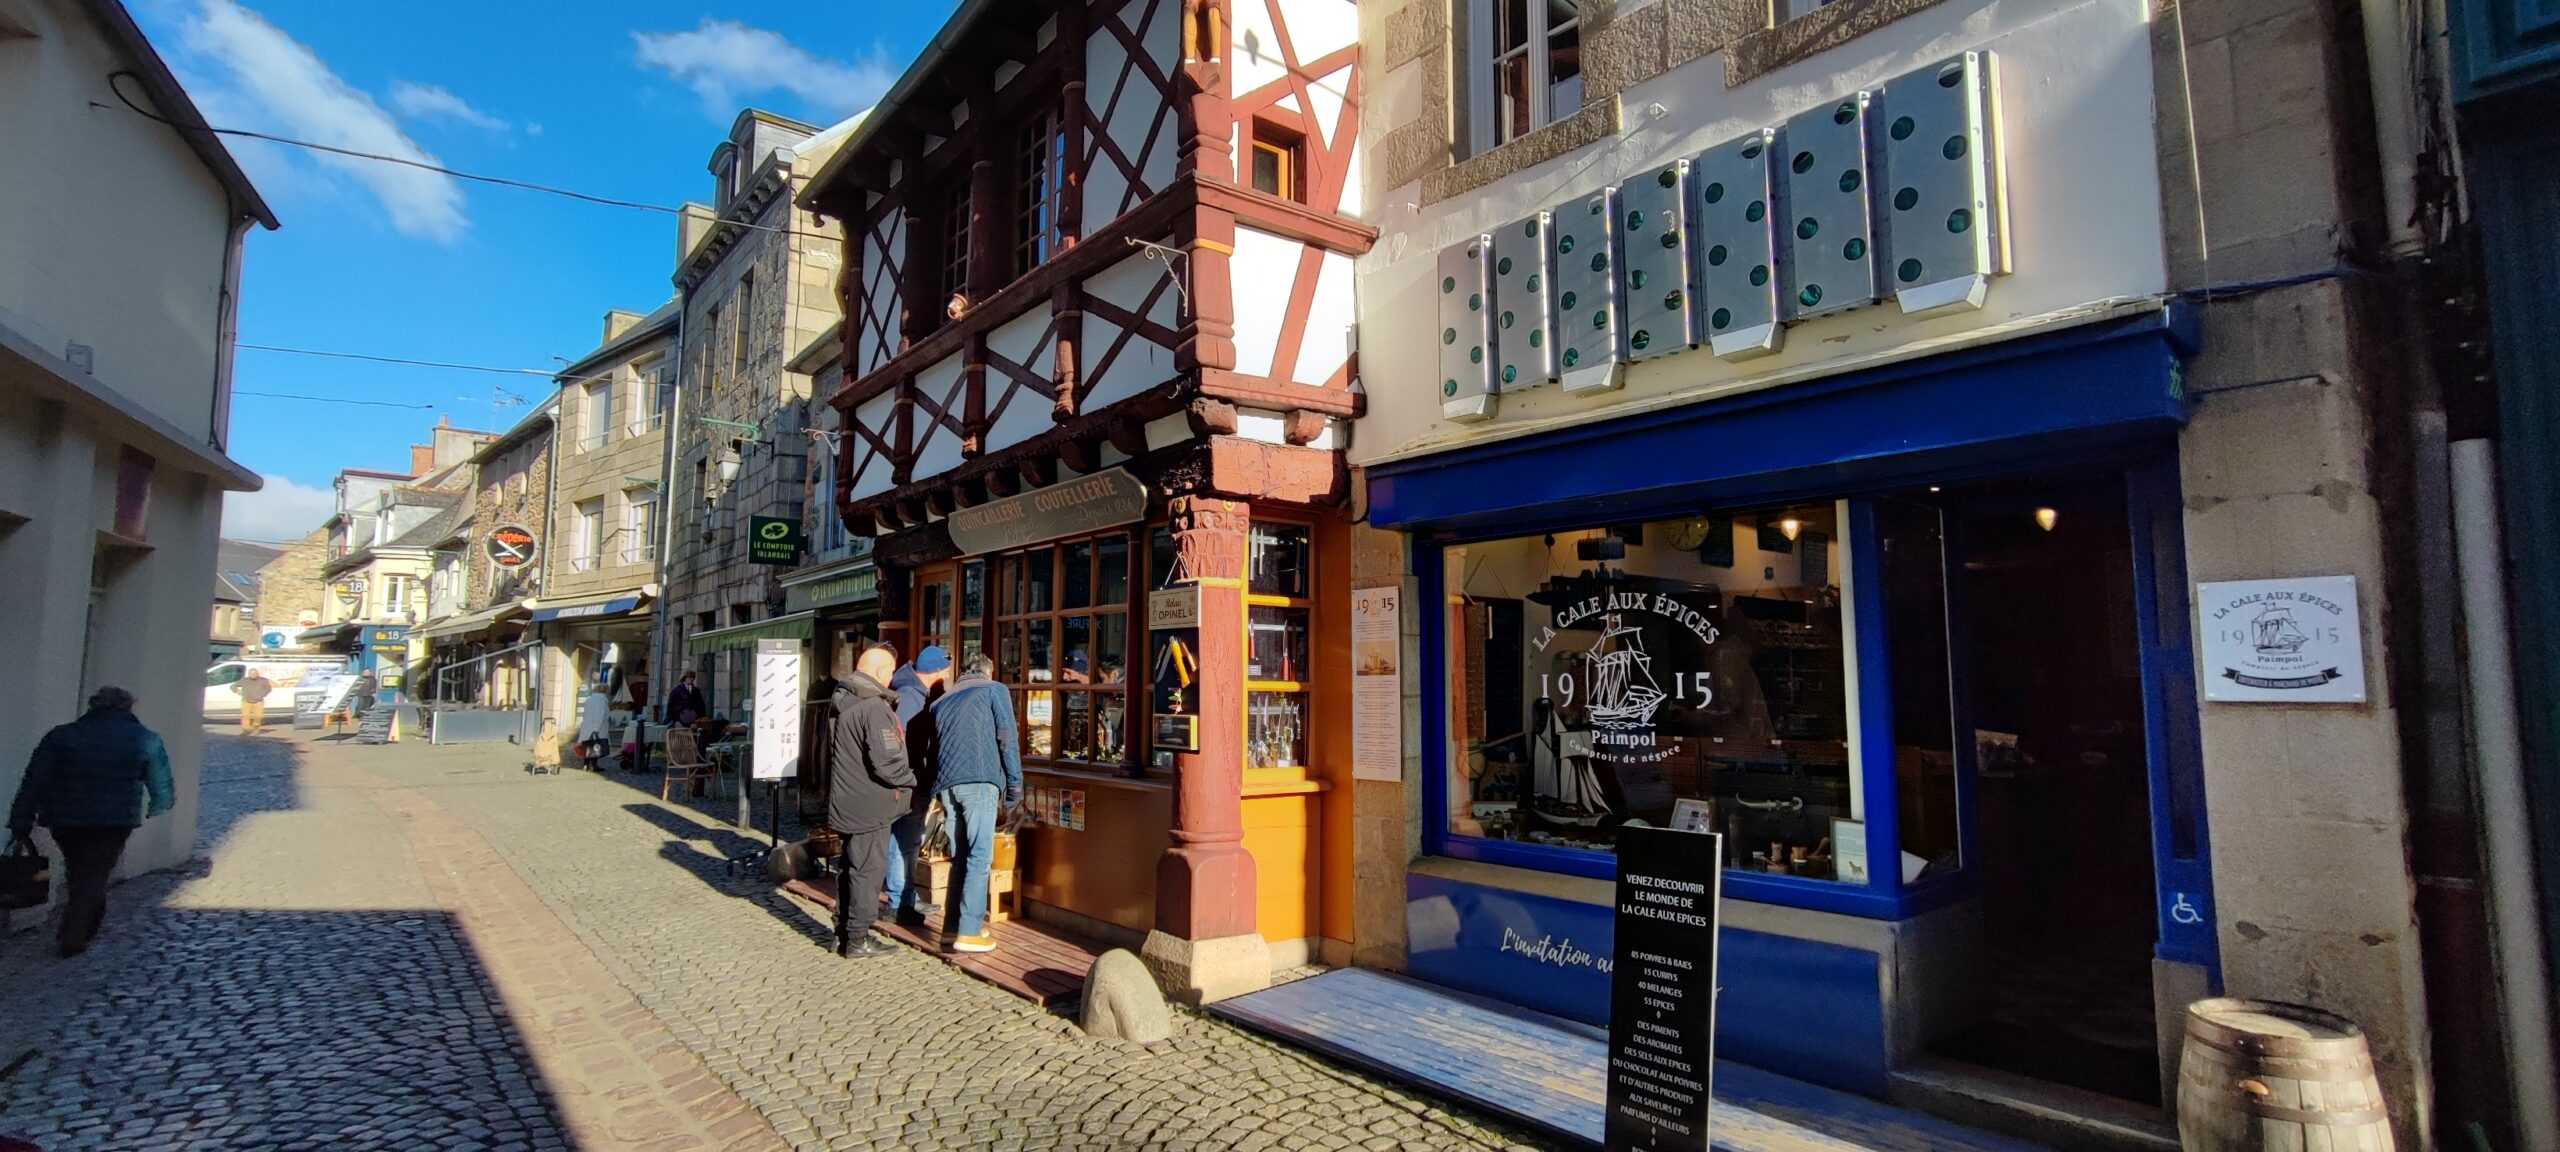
{"left": 996, "top": 533, "right": 1131, "bottom": 765}
{"left": 1443, "top": 501, "right": 1960, "bottom": 883}
{"left": 1247, "top": 521, "right": 1314, "bottom": 770}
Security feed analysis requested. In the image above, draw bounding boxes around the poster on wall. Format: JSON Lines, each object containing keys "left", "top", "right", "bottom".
{"left": 1352, "top": 588, "right": 1403, "bottom": 782}
{"left": 1606, "top": 825, "right": 1721, "bottom": 1152}
{"left": 751, "top": 639, "right": 801, "bottom": 781}
{"left": 2197, "top": 575, "right": 2366, "bottom": 703}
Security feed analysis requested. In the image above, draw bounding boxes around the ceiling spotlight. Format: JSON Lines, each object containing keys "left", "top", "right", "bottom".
{"left": 2034, "top": 506, "right": 2059, "bottom": 532}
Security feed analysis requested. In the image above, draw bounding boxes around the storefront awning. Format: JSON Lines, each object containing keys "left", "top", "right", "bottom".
{"left": 527, "top": 590, "right": 649, "bottom": 622}
{"left": 293, "top": 622, "right": 358, "bottom": 647}
{"left": 686, "top": 611, "right": 815, "bottom": 654}
{"left": 417, "top": 602, "right": 528, "bottom": 639}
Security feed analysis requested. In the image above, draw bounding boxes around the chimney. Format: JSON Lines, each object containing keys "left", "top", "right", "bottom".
{"left": 410, "top": 444, "right": 434, "bottom": 477}
{"left": 603, "top": 310, "right": 644, "bottom": 344}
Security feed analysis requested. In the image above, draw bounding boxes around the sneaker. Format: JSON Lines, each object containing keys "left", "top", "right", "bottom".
{"left": 908, "top": 901, "right": 942, "bottom": 919}
{"left": 950, "top": 934, "right": 996, "bottom": 953}
{"left": 838, "top": 934, "right": 895, "bottom": 959}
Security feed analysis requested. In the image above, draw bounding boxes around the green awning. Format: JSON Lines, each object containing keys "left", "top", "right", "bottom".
{"left": 685, "top": 611, "right": 815, "bottom": 654}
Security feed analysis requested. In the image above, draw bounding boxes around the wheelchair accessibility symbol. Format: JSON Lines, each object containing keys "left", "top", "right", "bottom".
{"left": 2170, "top": 893, "right": 2203, "bottom": 925}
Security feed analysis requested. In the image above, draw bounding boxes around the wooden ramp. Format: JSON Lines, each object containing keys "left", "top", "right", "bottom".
{"left": 781, "top": 879, "right": 1098, "bottom": 1008}
{"left": 1210, "top": 968, "right": 2052, "bottom": 1152}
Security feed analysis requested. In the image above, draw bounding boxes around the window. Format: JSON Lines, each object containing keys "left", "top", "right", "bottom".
{"left": 1016, "top": 107, "right": 1068, "bottom": 273}
{"left": 941, "top": 182, "right": 973, "bottom": 308}
{"left": 1247, "top": 520, "right": 1313, "bottom": 769}
{"left": 996, "top": 532, "right": 1133, "bottom": 765}
{"left": 732, "top": 272, "right": 755, "bottom": 384}
{"left": 382, "top": 574, "right": 415, "bottom": 619}
{"left": 623, "top": 488, "right": 657, "bottom": 564}
{"left": 574, "top": 498, "right": 604, "bottom": 572}
{"left": 1475, "top": 0, "right": 1582, "bottom": 150}
{"left": 705, "top": 303, "right": 724, "bottom": 392}
{"left": 633, "top": 358, "right": 670, "bottom": 435}
{"left": 1249, "top": 126, "right": 1301, "bottom": 200}
{"left": 1442, "top": 504, "right": 1864, "bottom": 875}
{"left": 583, "top": 380, "right": 614, "bottom": 450}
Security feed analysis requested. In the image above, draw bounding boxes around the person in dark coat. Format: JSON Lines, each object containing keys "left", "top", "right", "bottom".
{"left": 828, "top": 645, "right": 912, "bottom": 958}
{"left": 8, "top": 687, "right": 174, "bottom": 957}
{"left": 884, "top": 646, "right": 950, "bottom": 924}
{"left": 665, "top": 670, "right": 706, "bottom": 725}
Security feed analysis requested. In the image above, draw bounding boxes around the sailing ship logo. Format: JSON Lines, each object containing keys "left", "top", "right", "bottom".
{"left": 1585, "top": 615, "right": 1670, "bottom": 728}
{"left": 2251, "top": 604, "right": 2310, "bottom": 655}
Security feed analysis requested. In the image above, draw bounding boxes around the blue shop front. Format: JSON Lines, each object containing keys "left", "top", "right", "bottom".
{"left": 1368, "top": 307, "right": 2221, "bottom": 1110}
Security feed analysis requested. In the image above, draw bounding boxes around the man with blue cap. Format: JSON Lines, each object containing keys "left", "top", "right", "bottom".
{"left": 884, "top": 644, "right": 950, "bottom": 924}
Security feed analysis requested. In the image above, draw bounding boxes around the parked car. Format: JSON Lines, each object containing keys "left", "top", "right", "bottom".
{"left": 204, "top": 655, "right": 347, "bottom": 719}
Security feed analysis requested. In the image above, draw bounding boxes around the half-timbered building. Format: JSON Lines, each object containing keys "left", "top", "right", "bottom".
{"left": 800, "top": 0, "right": 1368, "bottom": 1001}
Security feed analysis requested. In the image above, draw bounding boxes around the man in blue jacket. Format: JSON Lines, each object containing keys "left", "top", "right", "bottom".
{"left": 927, "top": 652, "right": 1021, "bottom": 953}
{"left": 8, "top": 687, "right": 174, "bottom": 957}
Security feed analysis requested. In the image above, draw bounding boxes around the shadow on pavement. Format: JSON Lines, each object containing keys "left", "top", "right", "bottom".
{"left": 0, "top": 908, "right": 577, "bottom": 1151}
{"left": 625, "top": 803, "right": 842, "bottom": 951}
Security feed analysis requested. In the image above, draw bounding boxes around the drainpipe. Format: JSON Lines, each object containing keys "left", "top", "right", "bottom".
{"left": 2450, "top": 439, "right": 2560, "bottom": 1149}
{"left": 650, "top": 304, "right": 689, "bottom": 736}
{"left": 210, "top": 214, "right": 252, "bottom": 452}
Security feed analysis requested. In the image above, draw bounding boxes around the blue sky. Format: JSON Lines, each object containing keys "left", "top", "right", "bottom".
{"left": 163, "top": 0, "right": 954, "bottom": 540}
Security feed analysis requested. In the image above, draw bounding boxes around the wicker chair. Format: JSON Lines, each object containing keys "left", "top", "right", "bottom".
{"left": 661, "top": 727, "right": 720, "bottom": 801}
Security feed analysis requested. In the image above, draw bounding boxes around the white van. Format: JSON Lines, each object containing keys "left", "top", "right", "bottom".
{"left": 205, "top": 656, "right": 348, "bottom": 719}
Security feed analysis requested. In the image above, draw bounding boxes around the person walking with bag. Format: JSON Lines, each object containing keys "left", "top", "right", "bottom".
{"left": 827, "top": 646, "right": 912, "bottom": 959}
{"left": 7, "top": 687, "right": 174, "bottom": 957}
{"left": 926, "top": 653, "right": 1021, "bottom": 953}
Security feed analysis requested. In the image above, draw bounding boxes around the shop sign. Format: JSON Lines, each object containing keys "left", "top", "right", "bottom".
{"left": 1152, "top": 713, "right": 1199, "bottom": 751}
{"left": 748, "top": 516, "right": 803, "bottom": 565}
{"left": 333, "top": 577, "right": 367, "bottom": 606}
{"left": 1351, "top": 588, "right": 1402, "bottom": 782}
{"left": 485, "top": 525, "right": 539, "bottom": 569}
{"left": 362, "top": 626, "right": 407, "bottom": 649}
{"left": 946, "top": 467, "right": 1147, "bottom": 556}
{"left": 1606, "top": 825, "right": 1723, "bottom": 1152}
{"left": 2197, "top": 575, "right": 2366, "bottom": 703}
{"left": 751, "top": 639, "right": 801, "bottom": 781}
{"left": 1532, "top": 589, "right": 1721, "bottom": 765}
{"left": 1146, "top": 585, "right": 1200, "bottom": 630}
{"left": 784, "top": 566, "right": 878, "bottom": 613}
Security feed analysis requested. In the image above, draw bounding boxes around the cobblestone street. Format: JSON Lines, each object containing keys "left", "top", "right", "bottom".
{"left": 0, "top": 732, "right": 1544, "bottom": 1152}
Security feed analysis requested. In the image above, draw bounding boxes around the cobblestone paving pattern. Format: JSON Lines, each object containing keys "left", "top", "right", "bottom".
{"left": 0, "top": 735, "right": 570, "bottom": 1152}
{"left": 380, "top": 745, "right": 1548, "bottom": 1152}
{"left": 0, "top": 732, "right": 1549, "bottom": 1152}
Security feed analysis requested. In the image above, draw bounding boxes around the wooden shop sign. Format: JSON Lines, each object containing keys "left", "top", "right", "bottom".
{"left": 946, "top": 468, "right": 1147, "bottom": 556}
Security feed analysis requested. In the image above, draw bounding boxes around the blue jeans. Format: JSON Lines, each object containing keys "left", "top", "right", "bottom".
{"left": 939, "top": 782, "right": 1000, "bottom": 936}
{"left": 882, "top": 809, "right": 926, "bottom": 912}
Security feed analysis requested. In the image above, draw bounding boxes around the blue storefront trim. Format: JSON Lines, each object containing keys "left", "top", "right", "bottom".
{"left": 1394, "top": 307, "right": 2221, "bottom": 1053}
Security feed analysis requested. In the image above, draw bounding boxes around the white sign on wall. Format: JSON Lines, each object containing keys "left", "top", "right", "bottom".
{"left": 2198, "top": 575, "right": 2366, "bottom": 703}
{"left": 1351, "top": 588, "right": 1403, "bottom": 782}
{"left": 752, "top": 639, "right": 802, "bottom": 781}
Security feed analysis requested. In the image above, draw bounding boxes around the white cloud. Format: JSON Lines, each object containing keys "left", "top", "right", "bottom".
{"left": 223, "top": 475, "right": 337, "bottom": 542}
{"left": 390, "top": 81, "right": 509, "bottom": 132}
{"left": 177, "top": 1, "right": 465, "bottom": 242}
{"left": 633, "top": 20, "right": 895, "bottom": 120}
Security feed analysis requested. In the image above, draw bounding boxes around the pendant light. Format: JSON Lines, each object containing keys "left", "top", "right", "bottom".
{"left": 1777, "top": 516, "right": 1803, "bottom": 542}
{"left": 2034, "top": 506, "right": 2059, "bottom": 532}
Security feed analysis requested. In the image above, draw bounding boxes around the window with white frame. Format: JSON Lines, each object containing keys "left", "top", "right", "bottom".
{"left": 1470, "top": 0, "right": 1582, "bottom": 152}
{"left": 583, "top": 380, "right": 614, "bottom": 450}
{"left": 382, "top": 574, "right": 415, "bottom": 620}
{"left": 574, "top": 498, "right": 604, "bottom": 572}
{"left": 623, "top": 488, "right": 657, "bottom": 564}
{"left": 633, "top": 358, "right": 669, "bottom": 435}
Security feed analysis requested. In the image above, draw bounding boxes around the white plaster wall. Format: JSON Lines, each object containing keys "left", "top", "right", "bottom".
{"left": 1350, "top": 0, "right": 2166, "bottom": 466}
{"left": 1082, "top": 0, "right": 1179, "bottom": 227}
{"left": 1078, "top": 252, "right": 1181, "bottom": 410}
{"left": 0, "top": 0, "right": 241, "bottom": 443}
{"left": 1231, "top": 227, "right": 1304, "bottom": 377}
{"left": 908, "top": 355, "right": 968, "bottom": 481}
{"left": 1296, "top": 247, "right": 1357, "bottom": 385}
{"left": 859, "top": 209, "right": 907, "bottom": 375}
{"left": 847, "top": 390, "right": 898, "bottom": 501}
{"left": 983, "top": 307, "right": 1059, "bottom": 455}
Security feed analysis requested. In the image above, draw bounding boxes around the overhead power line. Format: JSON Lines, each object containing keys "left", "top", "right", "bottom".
{"left": 97, "top": 71, "right": 838, "bottom": 242}
{"left": 238, "top": 343, "right": 564, "bottom": 378}
{"left": 234, "top": 391, "right": 438, "bottom": 409}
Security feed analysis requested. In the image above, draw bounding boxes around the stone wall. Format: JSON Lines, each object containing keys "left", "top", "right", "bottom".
{"left": 469, "top": 425, "right": 552, "bottom": 609}
{"left": 550, "top": 334, "right": 672, "bottom": 603}
{"left": 2154, "top": 0, "right": 2433, "bottom": 1143}
{"left": 1346, "top": 504, "right": 1416, "bottom": 971}
{"left": 254, "top": 528, "right": 334, "bottom": 633}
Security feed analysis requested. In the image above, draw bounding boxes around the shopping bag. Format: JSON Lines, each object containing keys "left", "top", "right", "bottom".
{"left": 1, "top": 840, "right": 50, "bottom": 910}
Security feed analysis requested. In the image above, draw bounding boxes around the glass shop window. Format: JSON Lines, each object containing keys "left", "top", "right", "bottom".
{"left": 1247, "top": 519, "right": 1315, "bottom": 770}
{"left": 996, "top": 532, "right": 1132, "bottom": 766}
{"left": 1444, "top": 504, "right": 1869, "bottom": 877}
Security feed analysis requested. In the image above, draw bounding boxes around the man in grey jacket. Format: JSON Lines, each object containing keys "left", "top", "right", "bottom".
{"left": 926, "top": 652, "right": 1021, "bottom": 953}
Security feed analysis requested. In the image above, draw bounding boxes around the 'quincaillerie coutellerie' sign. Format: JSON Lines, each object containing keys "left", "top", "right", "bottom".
{"left": 2197, "top": 575, "right": 2366, "bottom": 703}
{"left": 947, "top": 468, "right": 1147, "bottom": 556}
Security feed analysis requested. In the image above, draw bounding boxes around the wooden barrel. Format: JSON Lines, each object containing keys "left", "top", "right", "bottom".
{"left": 2177, "top": 998, "right": 2394, "bottom": 1151}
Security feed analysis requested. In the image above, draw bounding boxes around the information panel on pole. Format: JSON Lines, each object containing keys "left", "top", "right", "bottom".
{"left": 1605, "top": 825, "right": 1722, "bottom": 1152}
{"left": 752, "top": 639, "right": 801, "bottom": 782}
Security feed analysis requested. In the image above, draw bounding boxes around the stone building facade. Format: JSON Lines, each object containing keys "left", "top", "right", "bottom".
{"left": 467, "top": 406, "right": 555, "bottom": 611}
{"left": 660, "top": 109, "right": 851, "bottom": 715}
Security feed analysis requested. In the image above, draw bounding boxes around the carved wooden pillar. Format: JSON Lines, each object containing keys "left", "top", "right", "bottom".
{"left": 1175, "top": 208, "right": 1238, "bottom": 375}
{"left": 1144, "top": 493, "right": 1269, "bottom": 1002}
{"left": 1053, "top": 281, "right": 1084, "bottom": 420}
